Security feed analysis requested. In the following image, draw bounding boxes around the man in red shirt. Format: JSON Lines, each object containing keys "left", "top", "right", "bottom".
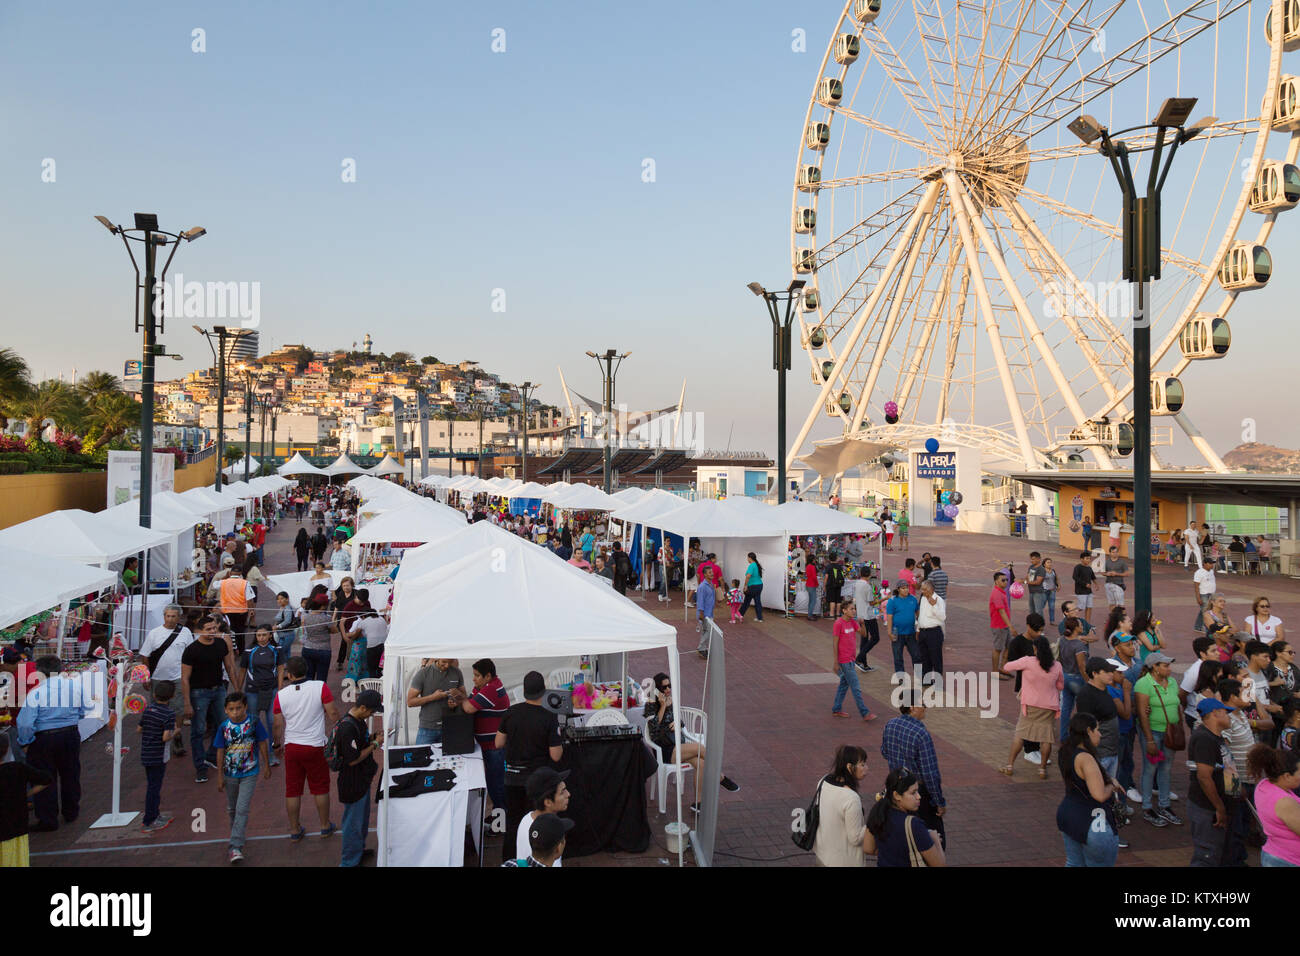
{"left": 805, "top": 561, "right": 820, "bottom": 621}
{"left": 831, "top": 602, "right": 875, "bottom": 720}
{"left": 455, "top": 658, "right": 510, "bottom": 812}
{"left": 252, "top": 521, "right": 267, "bottom": 566}
{"left": 989, "top": 571, "right": 1012, "bottom": 680}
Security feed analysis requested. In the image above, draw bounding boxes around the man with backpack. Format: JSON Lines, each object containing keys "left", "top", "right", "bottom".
{"left": 332, "top": 689, "right": 382, "bottom": 867}
{"left": 826, "top": 558, "right": 847, "bottom": 619}
{"left": 610, "top": 541, "right": 633, "bottom": 596}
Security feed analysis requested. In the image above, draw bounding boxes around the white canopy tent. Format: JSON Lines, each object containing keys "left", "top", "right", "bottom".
{"left": 507, "top": 481, "right": 550, "bottom": 500}
{"left": 369, "top": 454, "right": 406, "bottom": 477}
{"left": 278, "top": 452, "right": 328, "bottom": 477}
{"left": 394, "top": 516, "right": 515, "bottom": 583}
{"left": 0, "top": 549, "right": 117, "bottom": 632}
{"left": 775, "top": 500, "right": 882, "bottom": 537}
{"left": 175, "top": 487, "right": 240, "bottom": 531}
{"left": 542, "top": 483, "right": 622, "bottom": 511}
{"left": 222, "top": 456, "right": 259, "bottom": 478}
{"left": 0, "top": 509, "right": 173, "bottom": 569}
{"left": 381, "top": 527, "right": 686, "bottom": 866}
{"left": 348, "top": 501, "right": 468, "bottom": 574}
{"left": 98, "top": 496, "right": 202, "bottom": 583}
{"left": 222, "top": 480, "right": 259, "bottom": 500}
{"left": 611, "top": 487, "right": 647, "bottom": 505}
{"left": 323, "top": 453, "right": 367, "bottom": 477}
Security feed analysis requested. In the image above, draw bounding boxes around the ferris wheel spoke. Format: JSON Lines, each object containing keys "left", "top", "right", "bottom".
{"left": 1006, "top": 0, "right": 1249, "bottom": 143}
{"left": 935, "top": 264, "right": 971, "bottom": 425}
{"left": 813, "top": 165, "right": 943, "bottom": 191}
{"left": 816, "top": 190, "right": 928, "bottom": 325}
{"left": 829, "top": 104, "right": 940, "bottom": 158}
{"left": 896, "top": 239, "right": 961, "bottom": 413}
{"left": 951, "top": 176, "right": 1114, "bottom": 466}
{"left": 857, "top": 23, "right": 952, "bottom": 146}
{"left": 1014, "top": 120, "right": 1256, "bottom": 167}
{"left": 912, "top": 0, "right": 962, "bottom": 140}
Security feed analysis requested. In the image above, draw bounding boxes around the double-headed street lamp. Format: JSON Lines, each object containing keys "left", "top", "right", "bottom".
{"left": 95, "top": 214, "right": 205, "bottom": 529}
{"left": 1069, "top": 98, "right": 1215, "bottom": 616}
{"left": 747, "top": 278, "right": 806, "bottom": 503}
{"left": 237, "top": 364, "right": 257, "bottom": 482}
{"left": 194, "top": 325, "right": 253, "bottom": 490}
{"left": 520, "top": 381, "right": 541, "bottom": 483}
{"left": 586, "top": 350, "right": 630, "bottom": 494}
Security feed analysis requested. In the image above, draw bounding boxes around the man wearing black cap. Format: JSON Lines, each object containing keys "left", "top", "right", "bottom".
{"left": 517, "top": 766, "right": 571, "bottom": 866}
{"left": 337, "top": 689, "right": 383, "bottom": 867}
{"left": 1187, "top": 699, "right": 1239, "bottom": 866}
{"left": 1074, "top": 657, "right": 1123, "bottom": 780}
{"left": 502, "top": 812, "right": 574, "bottom": 867}
{"left": 496, "top": 671, "right": 563, "bottom": 863}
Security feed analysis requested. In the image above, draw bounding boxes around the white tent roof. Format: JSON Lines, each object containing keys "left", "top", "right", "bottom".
{"left": 222, "top": 480, "right": 259, "bottom": 500}
{"left": 507, "top": 481, "right": 550, "bottom": 499}
{"left": 543, "top": 483, "right": 622, "bottom": 511}
{"left": 0, "top": 509, "right": 173, "bottom": 566}
{"left": 386, "top": 531, "right": 676, "bottom": 659}
{"left": 494, "top": 478, "right": 522, "bottom": 493}
{"left": 323, "top": 453, "right": 367, "bottom": 477}
{"left": 446, "top": 474, "right": 481, "bottom": 491}
{"left": 610, "top": 488, "right": 693, "bottom": 526}
{"left": 278, "top": 452, "right": 328, "bottom": 477}
{"left": 395, "top": 519, "right": 518, "bottom": 584}
{"left": 0, "top": 549, "right": 118, "bottom": 628}
{"left": 154, "top": 490, "right": 220, "bottom": 520}
{"left": 99, "top": 497, "right": 201, "bottom": 535}
{"left": 348, "top": 502, "right": 467, "bottom": 547}
{"left": 222, "top": 456, "right": 259, "bottom": 478}
{"left": 611, "top": 487, "right": 647, "bottom": 504}
{"left": 250, "top": 475, "right": 292, "bottom": 493}
{"left": 657, "top": 496, "right": 787, "bottom": 538}
{"left": 177, "top": 486, "right": 241, "bottom": 514}
{"left": 356, "top": 483, "right": 424, "bottom": 514}
{"left": 419, "top": 474, "right": 451, "bottom": 488}
{"left": 775, "top": 500, "right": 882, "bottom": 535}
{"left": 369, "top": 454, "right": 406, "bottom": 477}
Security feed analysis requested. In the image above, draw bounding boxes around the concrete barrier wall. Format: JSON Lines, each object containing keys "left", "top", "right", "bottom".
{"left": 0, "top": 456, "right": 217, "bottom": 530}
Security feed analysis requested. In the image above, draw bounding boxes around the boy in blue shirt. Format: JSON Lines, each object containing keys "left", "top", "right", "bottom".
{"left": 215, "top": 691, "right": 271, "bottom": 864}
{"left": 139, "top": 680, "right": 180, "bottom": 833}
{"left": 884, "top": 584, "right": 922, "bottom": 676}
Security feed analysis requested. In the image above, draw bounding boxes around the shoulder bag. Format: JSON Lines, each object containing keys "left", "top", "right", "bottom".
{"left": 903, "top": 813, "right": 929, "bottom": 868}
{"left": 146, "top": 626, "right": 183, "bottom": 677}
{"left": 1154, "top": 681, "right": 1186, "bottom": 751}
{"left": 792, "top": 777, "right": 825, "bottom": 851}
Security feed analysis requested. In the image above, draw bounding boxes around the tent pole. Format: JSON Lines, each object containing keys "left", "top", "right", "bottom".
{"left": 55, "top": 598, "right": 71, "bottom": 659}
{"left": 669, "top": 645, "right": 684, "bottom": 868}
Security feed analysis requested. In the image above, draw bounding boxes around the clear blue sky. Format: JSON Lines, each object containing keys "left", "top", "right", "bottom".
{"left": 1, "top": 0, "right": 1297, "bottom": 462}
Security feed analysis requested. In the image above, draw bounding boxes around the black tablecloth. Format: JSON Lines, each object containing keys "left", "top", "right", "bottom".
{"left": 558, "top": 736, "right": 652, "bottom": 857}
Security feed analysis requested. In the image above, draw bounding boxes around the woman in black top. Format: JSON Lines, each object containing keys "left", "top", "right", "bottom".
{"left": 293, "top": 527, "right": 311, "bottom": 572}
{"left": 1056, "top": 712, "right": 1123, "bottom": 867}
{"left": 643, "top": 672, "right": 737, "bottom": 812}
{"left": 863, "top": 768, "right": 945, "bottom": 867}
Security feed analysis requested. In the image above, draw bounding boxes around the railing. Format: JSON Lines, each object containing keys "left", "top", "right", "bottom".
{"left": 186, "top": 443, "right": 217, "bottom": 465}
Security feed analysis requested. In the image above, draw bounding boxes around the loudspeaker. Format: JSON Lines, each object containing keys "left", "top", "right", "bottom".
{"left": 541, "top": 688, "right": 573, "bottom": 717}
{"left": 440, "top": 712, "right": 474, "bottom": 755}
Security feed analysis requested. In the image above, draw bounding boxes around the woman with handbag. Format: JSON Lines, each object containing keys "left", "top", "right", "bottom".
{"left": 863, "top": 768, "right": 945, "bottom": 867}
{"left": 1134, "top": 652, "right": 1184, "bottom": 828}
{"left": 1057, "top": 712, "right": 1124, "bottom": 866}
{"left": 811, "top": 745, "right": 871, "bottom": 866}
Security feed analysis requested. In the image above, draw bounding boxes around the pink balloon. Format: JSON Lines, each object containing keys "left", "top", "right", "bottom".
{"left": 1008, "top": 582, "right": 1025, "bottom": 599}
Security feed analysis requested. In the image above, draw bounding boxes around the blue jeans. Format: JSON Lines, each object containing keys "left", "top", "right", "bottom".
{"left": 245, "top": 689, "right": 276, "bottom": 754}
{"left": 190, "top": 684, "right": 227, "bottom": 772}
{"left": 143, "top": 763, "right": 166, "bottom": 825}
{"left": 224, "top": 774, "right": 258, "bottom": 850}
{"left": 832, "top": 662, "right": 870, "bottom": 716}
{"left": 1029, "top": 590, "right": 1047, "bottom": 618}
{"left": 340, "top": 790, "right": 371, "bottom": 867}
{"left": 1063, "top": 823, "right": 1119, "bottom": 866}
{"left": 856, "top": 620, "right": 881, "bottom": 665}
{"left": 739, "top": 584, "right": 764, "bottom": 621}
{"left": 277, "top": 629, "right": 297, "bottom": 659}
{"left": 1116, "top": 726, "right": 1137, "bottom": 790}
{"left": 1099, "top": 755, "right": 1118, "bottom": 779}
{"left": 482, "top": 748, "right": 506, "bottom": 810}
{"left": 1140, "top": 729, "right": 1173, "bottom": 810}
{"left": 806, "top": 586, "right": 819, "bottom": 618}
{"left": 890, "top": 631, "right": 920, "bottom": 674}
{"left": 415, "top": 727, "right": 442, "bottom": 746}
{"left": 1044, "top": 592, "right": 1057, "bottom": 624}
{"left": 1263, "top": 850, "right": 1298, "bottom": 867}
{"left": 301, "top": 648, "right": 331, "bottom": 683}
{"left": 1060, "top": 674, "right": 1085, "bottom": 740}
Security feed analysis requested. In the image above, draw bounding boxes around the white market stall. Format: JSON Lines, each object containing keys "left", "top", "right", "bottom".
{"left": 610, "top": 489, "right": 699, "bottom": 590}
{"left": 222, "top": 456, "right": 260, "bottom": 478}
{"left": 323, "top": 453, "right": 367, "bottom": 479}
{"left": 98, "top": 496, "right": 203, "bottom": 587}
{"left": 381, "top": 526, "right": 685, "bottom": 867}
{"left": 278, "top": 452, "right": 329, "bottom": 478}
{"left": 774, "top": 500, "right": 883, "bottom": 616}
{"left": 369, "top": 454, "right": 406, "bottom": 477}
{"left": 176, "top": 486, "right": 240, "bottom": 532}
{"left": 347, "top": 501, "right": 468, "bottom": 577}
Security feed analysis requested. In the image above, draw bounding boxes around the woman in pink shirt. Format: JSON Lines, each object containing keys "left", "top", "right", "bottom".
{"left": 1247, "top": 745, "right": 1300, "bottom": 867}
{"left": 1000, "top": 636, "right": 1064, "bottom": 779}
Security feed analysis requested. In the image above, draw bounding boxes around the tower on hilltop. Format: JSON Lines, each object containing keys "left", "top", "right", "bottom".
{"left": 363, "top": 333, "right": 372, "bottom": 356}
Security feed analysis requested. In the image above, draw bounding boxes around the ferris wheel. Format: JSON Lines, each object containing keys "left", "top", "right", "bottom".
{"left": 789, "top": 0, "right": 1300, "bottom": 473}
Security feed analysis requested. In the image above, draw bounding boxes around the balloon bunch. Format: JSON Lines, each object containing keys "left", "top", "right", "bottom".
{"left": 883, "top": 400, "right": 899, "bottom": 425}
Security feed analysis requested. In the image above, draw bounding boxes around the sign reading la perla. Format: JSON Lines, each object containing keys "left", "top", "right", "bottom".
{"left": 914, "top": 451, "right": 956, "bottom": 479}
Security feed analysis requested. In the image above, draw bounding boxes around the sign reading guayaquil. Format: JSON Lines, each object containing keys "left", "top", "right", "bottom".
{"left": 914, "top": 451, "right": 956, "bottom": 479}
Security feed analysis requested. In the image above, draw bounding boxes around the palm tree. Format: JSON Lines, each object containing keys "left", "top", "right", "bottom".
{"left": 84, "top": 391, "right": 139, "bottom": 451}
{"left": 15, "top": 380, "right": 79, "bottom": 439}
{"left": 0, "top": 347, "right": 32, "bottom": 428}
{"left": 76, "top": 370, "right": 122, "bottom": 405}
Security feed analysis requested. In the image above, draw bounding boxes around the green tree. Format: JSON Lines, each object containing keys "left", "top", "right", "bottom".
{"left": 84, "top": 391, "right": 140, "bottom": 452}
{"left": 0, "top": 348, "right": 32, "bottom": 424}
{"left": 420, "top": 355, "right": 438, "bottom": 365}
{"left": 390, "top": 351, "right": 414, "bottom": 366}
{"left": 14, "top": 380, "right": 80, "bottom": 438}
{"left": 76, "top": 370, "right": 122, "bottom": 405}
{"left": 224, "top": 445, "right": 245, "bottom": 464}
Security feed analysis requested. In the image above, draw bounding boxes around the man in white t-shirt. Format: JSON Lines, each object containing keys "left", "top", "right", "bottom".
{"left": 273, "top": 657, "right": 341, "bottom": 839}
{"left": 1107, "top": 519, "right": 1123, "bottom": 551}
{"left": 1192, "top": 557, "right": 1216, "bottom": 633}
{"left": 1183, "top": 521, "right": 1202, "bottom": 569}
{"left": 516, "top": 767, "right": 570, "bottom": 867}
{"left": 136, "top": 604, "right": 195, "bottom": 755}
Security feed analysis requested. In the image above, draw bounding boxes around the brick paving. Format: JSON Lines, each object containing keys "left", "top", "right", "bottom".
{"left": 30, "top": 514, "right": 1295, "bottom": 867}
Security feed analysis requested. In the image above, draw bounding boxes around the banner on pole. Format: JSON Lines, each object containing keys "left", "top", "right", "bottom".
{"left": 107, "top": 451, "right": 176, "bottom": 507}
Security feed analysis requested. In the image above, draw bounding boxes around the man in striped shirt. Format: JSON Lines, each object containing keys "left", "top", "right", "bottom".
{"left": 456, "top": 658, "right": 510, "bottom": 812}
{"left": 924, "top": 556, "right": 949, "bottom": 600}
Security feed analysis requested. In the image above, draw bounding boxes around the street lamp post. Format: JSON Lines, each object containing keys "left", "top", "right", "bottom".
{"left": 585, "top": 350, "right": 629, "bottom": 494}
{"left": 1069, "top": 99, "right": 1214, "bottom": 615}
{"left": 241, "top": 367, "right": 255, "bottom": 483}
{"left": 95, "top": 214, "right": 205, "bottom": 528}
{"left": 747, "top": 279, "right": 806, "bottom": 503}
{"left": 195, "top": 325, "right": 251, "bottom": 491}
{"left": 520, "top": 381, "right": 540, "bottom": 483}
{"left": 269, "top": 404, "right": 278, "bottom": 469}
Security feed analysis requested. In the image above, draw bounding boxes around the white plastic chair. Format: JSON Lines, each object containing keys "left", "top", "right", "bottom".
{"left": 548, "top": 668, "right": 582, "bottom": 688}
{"left": 358, "top": 678, "right": 383, "bottom": 698}
{"left": 583, "top": 709, "right": 629, "bottom": 727}
{"left": 644, "top": 714, "right": 694, "bottom": 814}
{"left": 679, "top": 706, "right": 707, "bottom": 746}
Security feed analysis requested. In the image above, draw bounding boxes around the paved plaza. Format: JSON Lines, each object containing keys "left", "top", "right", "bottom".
{"left": 31, "top": 516, "right": 1295, "bottom": 867}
